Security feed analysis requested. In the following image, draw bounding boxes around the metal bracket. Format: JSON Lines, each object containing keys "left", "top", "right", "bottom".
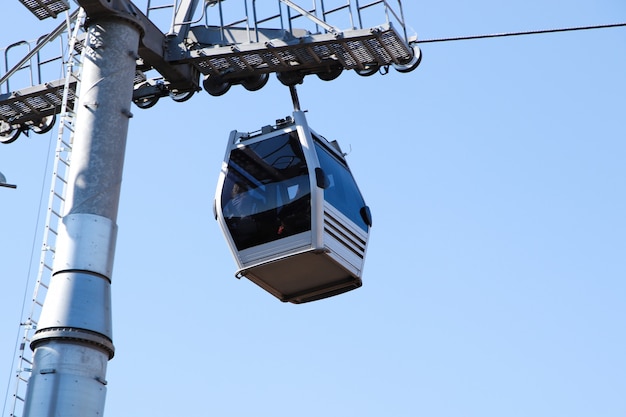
{"left": 76, "top": 0, "right": 199, "bottom": 91}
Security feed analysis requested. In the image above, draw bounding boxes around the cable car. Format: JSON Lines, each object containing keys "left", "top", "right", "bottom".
{"left": 214, "top": 110, "right": 372, "bottom": 304}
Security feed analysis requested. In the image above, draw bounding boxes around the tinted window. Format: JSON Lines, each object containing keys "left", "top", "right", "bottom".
{"left": 314, "top": 140, "right": 369, "bottom": 231}
{"left": 222, "top": 132, "right": 311, "bottom": 250}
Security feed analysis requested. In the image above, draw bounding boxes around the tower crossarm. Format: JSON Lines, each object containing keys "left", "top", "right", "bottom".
{"left": 1, "top": 1, "right": 421, "bottom": 120}
{"left": 181, "top": 25, "right": 415, "bottom": 80}
{"left": 76, "top": 0, "right": 199, "bottom": 92}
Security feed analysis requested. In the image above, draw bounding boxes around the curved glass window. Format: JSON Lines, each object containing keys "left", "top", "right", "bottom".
{"left": 314, "top": 139, "right": 369, "bottom": 231}
{"left": 222, "top": 132, "right": 311, "bottom": 250}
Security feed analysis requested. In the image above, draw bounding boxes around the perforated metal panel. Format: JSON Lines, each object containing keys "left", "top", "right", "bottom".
{"left": 188, "top": 25, "right": 413, "bottom": 78}
{"left": 0, "top": 78, "right": 76, "bottom": 124}
{"left": 18, "top": 0, "right": 70, "bottom": 20}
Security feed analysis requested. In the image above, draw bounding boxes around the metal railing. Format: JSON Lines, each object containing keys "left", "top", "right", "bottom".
{"left": 1, "top": 9, "right": 76, "bottom": 94}
{"left": 197, "top": 0, "right": 411, "bottom": 45}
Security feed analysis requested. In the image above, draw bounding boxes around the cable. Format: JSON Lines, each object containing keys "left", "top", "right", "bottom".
{"left": 417, "top": 22, "right": 626, "bottom": 44}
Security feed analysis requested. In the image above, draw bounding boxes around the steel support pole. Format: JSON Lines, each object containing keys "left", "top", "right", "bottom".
{"left": 23, "top": 17, "right": 140, "bottom": 417}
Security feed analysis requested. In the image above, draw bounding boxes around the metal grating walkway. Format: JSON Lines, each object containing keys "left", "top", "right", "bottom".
{"left": 0, "top": 78, "right": 77, "bottom": 126}
{"left": 187, "top": 25, "right": 414, "bottom": 78}
{"left": 18, "top": 0, "right": 70, "bottom": 20}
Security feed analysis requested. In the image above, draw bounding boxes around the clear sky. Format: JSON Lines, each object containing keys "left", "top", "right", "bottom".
{"left": 1, "top": 1, "right": 625, "bottom": 416}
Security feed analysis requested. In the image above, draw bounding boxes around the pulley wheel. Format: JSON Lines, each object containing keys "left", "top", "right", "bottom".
{"left": 0, "top": 120, "right": 21, "bottom": 144}
{"left": 30, "top": 114, "right": 56, "bottom": 134}
{"left": 169, "top": 90, "right": 195, "bottom": 103}
{"left": 133, "top": 95, "right": 160, "bottom": 109}
{"left": 203, "top": 74, "right": 231, "bottom": 96}
{"left": 393, "top": 45, "right": 422, "bottom": 73}
{"left": 355, "top": 64, "right": 379, "bottom": 77}
{"left": 241, "top": 73, "right": 269, "bottom": 92}
{"left": 317, "top": 66, "right": 343, "bottom": 81}
{"left": 276, "top": 71, "right": 304, "bottom": 87}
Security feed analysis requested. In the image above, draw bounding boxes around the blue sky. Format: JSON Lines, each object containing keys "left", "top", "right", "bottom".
{"left": 1, "top": 1, "right": 625, "bottom": 416}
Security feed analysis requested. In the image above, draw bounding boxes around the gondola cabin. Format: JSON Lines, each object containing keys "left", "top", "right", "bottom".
{"left": 215, "top": 111, "right": 372, "bottom": 303}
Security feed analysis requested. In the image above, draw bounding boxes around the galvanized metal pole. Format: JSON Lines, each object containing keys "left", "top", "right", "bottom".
{"left": 23, "top": 17, "right": 140, "bottom": 417}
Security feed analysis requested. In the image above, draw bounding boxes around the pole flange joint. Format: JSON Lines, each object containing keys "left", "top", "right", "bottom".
{"left": 31, "top": 327, "right": 115, "bottom": 359}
